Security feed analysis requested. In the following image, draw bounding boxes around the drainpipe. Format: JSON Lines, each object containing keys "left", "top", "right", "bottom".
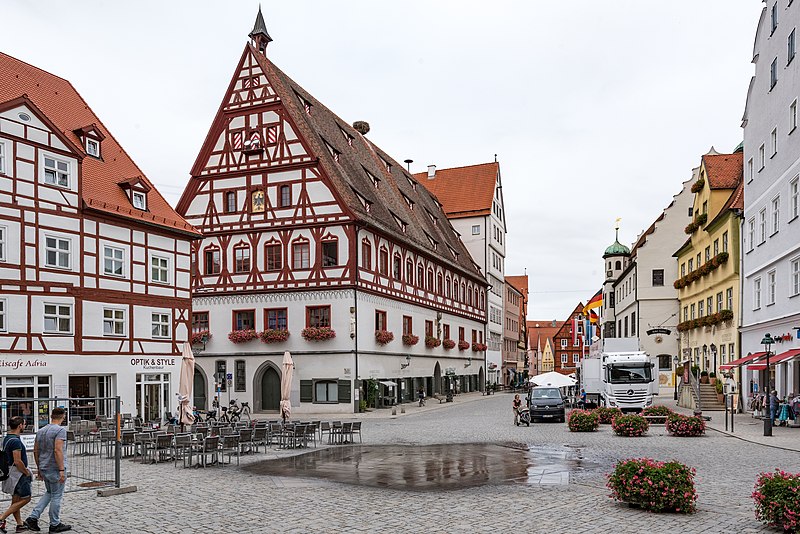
{"left": 737, "top": 213, "right": 744, "bottom": 413}
{"left": 353, "top": 225, "right": 361, "bottom": 414}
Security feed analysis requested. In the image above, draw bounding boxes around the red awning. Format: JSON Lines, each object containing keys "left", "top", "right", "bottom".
{"left": 748, "top": 349, "right": 800, "bottom": 371}
{"left": 720, "top": 351, "right": 766, "bottom": 370}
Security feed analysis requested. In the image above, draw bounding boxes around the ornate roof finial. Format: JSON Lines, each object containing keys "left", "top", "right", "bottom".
{"left": 249, "top": 5, "right": 273, "bottom": 54}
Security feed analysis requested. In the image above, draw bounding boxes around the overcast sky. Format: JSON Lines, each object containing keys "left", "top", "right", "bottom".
{"left": 1, "top": 1, "right": 763, "bottom": 320}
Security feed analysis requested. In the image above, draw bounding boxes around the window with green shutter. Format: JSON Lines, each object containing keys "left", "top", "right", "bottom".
{"left": 338, "top": 380, "right": 351, "bottom": 404}
{"left": 300, "top": 380, "right": 313, "bottom": 403}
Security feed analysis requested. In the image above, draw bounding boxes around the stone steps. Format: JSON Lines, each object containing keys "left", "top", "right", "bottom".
{"left": 698, "top": 384, "right": 726, "bottom": 411}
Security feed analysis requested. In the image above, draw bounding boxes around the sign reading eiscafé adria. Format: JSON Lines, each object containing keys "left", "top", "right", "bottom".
{"left": 0, "top": 359, "right": 47, "bottom": 370}
{"left": 130, "top": 358, "right": 177, "bottom": 370}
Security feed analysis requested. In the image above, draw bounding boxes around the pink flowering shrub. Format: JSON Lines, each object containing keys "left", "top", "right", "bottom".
{"left": 402, "top": 334, "right": 419, "bottom": 346}
{"left": 666, "top": 413, "right": 705, "bottom": 437}
{"left": 260, "top": 329, "right": 289, "bottom": 343}
{"left": 612, "top": 414, "right": 649, "bottom": 437}
{"left": 191, "top": 330, "right": 211, "bottom": 345}
{"left": 642, "top": 405, "right": 673, "bottom": 424}
{"left": 375, "top": 330, "right": 395, "bottom": 345}
{"left": 425, "top": 336, "right": 441, "bottom": 348}
{"left": 228, "top": 329, "right": 258, "bottom": 343}
{"left": 568, "top": 409, "right": 599, "bottom": 432}
{"left": 752, "top": 470, "right": 800, "bottom": 532}
{"left": 607, "top": 458, "right": 697, "bottom": 513}
{"left": 442, "top": 339, "right": 456, "bottom": 350}
{"left": 301, "top": 327, "right": 336, "bottom": 341}
{"left": 457, "top": 340, "right": 470, "bottom": 351}
{"left": 594, "top": 407, "right": 622, "bottom": 424}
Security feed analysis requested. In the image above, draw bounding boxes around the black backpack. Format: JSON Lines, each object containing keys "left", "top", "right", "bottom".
{"left": 0, "top": 437, "right": 12, "bottom": 481}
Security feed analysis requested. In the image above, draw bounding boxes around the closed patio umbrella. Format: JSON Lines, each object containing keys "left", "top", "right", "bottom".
{"left": 178, "top": 342, "right": 196, "bottom": 428}
{"left": 280, "top": 351, "right": 294, "bottom": 424}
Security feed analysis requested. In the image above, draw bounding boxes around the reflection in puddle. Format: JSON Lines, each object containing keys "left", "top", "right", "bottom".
{"left": 244, "top": 443, "right": 599, "bottom": 491}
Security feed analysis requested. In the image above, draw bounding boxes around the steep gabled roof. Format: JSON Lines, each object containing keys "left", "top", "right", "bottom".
{"left": 413, "top": 162, "right": 499, "bottom": 219}
{"left": 706, "top": 181, "right": 744, "bottom": 230}
{"left": 506, "top": 275, "right": 528, "bottom": 296}
{"left": 0, "top": 52, "right": 198, "bottom": 236}
{"left": 702, "top": 152, "right": 743, "bottom": 190}
{"left": 527, "top": 320, "right": 563, "bottom": 350}
{"left": 244, "top": 46, "right": 484, "bottom": 281}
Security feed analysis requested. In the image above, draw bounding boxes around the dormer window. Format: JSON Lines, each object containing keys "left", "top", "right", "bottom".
{"left": 402, "top": 193, "right": 414, "bottom": 210}
{"left": 132, "top": 191, "right": 146, "bottom": 210}
{"left": 390, "top": 211, "right": 407, "bottom": 233}
{"left": 406, "top": 177, "right": 417, "bottom": 191}
{"left": 364, "top": 167, "right": 380, "bottom": 189}
{"left": 86, "top": 138, "right": 100, "bottom": 157}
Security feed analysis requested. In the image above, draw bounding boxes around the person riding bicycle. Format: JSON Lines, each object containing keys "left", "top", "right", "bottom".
{"left": 417, "top": 388, "right": 426, "bottom": 407}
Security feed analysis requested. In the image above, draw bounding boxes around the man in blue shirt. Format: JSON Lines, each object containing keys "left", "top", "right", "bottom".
{"left": 0, "top": 416, "right": 33, "bottom": 534}
{"left": 24, "top": 408, "right": 71, "bottom": 533}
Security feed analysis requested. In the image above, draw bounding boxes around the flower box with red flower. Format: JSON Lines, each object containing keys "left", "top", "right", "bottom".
{"left": 375, "top": 330, "right": 395, "bottom": 345}
{"left": 402, "top": 334, "right": 419, "bottom": 346}
{"left": 260, "top": 329, "right": 290, "bottom": 343}
{"left": 472, "top": 342, "right": 487, "bottom": 352}
{"left": 301, "top": 327, "right": 336, "bottom": 341}
{"left": 442, "top": 339, "right": 456, "bottom": 350}
{"left": 228, "top": 329, "right": 259, "bottom": 344}
{"left": 191, "top": 330, "right": 212, "bottom": 345}
{"left": 457, "top": 340, "right": 470, "bottom": 351}
{"left": 424, "top": 336, "right": 441, "bottom": 348}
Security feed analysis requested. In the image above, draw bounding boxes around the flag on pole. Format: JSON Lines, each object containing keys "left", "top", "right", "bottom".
{"left": 583, "top": 290, "right": 603, "bottom": 315}
{"left": 589, "top": 310, "right": 599, "bottom": 324}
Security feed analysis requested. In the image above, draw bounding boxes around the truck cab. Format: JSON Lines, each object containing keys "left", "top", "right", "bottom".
{"left": 580, "top": 339, "right": 657, "bottom": 412}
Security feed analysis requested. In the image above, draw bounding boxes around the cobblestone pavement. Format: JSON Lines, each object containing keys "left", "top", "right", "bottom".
{"left": 37, "top": 394, "right": 798, "bottom": 533}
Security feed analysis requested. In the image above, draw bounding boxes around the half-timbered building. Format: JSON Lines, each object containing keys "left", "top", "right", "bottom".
{"left": 0, "top": 53, "right": 200, "bottom": 427}
{"left": 177, "top": 10, "right": 488, "bottom": 414}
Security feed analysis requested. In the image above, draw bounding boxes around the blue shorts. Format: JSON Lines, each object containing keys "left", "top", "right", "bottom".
{"left": 14, "top": 475, "right": 31, "bottom": 498}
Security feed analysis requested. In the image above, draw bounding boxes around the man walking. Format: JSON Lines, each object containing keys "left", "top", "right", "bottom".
{"left": 0, "top": 416, "right": 33, "bottom": 533}
{"left": 24, "top": 408, "right": 70, "bottom": 533}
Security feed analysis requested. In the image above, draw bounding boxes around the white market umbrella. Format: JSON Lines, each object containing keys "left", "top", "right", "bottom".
{"left": 530, "top": 371, "right": 576, "bottom": 388}
{"left": 178, "top": 342, "right": 196, "bottom": 427}
{"left": 280, "top": 351, "right": 294, "bottom": 424}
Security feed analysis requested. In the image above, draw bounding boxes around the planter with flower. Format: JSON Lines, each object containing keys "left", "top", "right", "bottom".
{"left": 228, "top": 329, "right": 259, "bottom": 344}
{"left": 567, "top": 409, "right": 600, "bottom": 432}
{"left": 375, "top": 330, "right": 395, "bottom": 345}
{"left": 612, "top": 414, "right": 649, "bottom": 437}
{"left": 402, "top": 334, "right": 419, "bottom": 346}
{"left": 472, "top": 342, "right": 487, "bottom": 352}
{"left": 260, "top": 329, "right": 290, "bottom": 343}
{"left": 752, "top": 470, "right": 800, "bottom": 532}
{"left": 607, "top": 458, "right": 697, "bottom": 513}
{"left": 442, "top": 339, "right": 456, "bottom": 350}
{"left": 642, "top": 405, "right": 673, "bottom": 424}
{"left": 301, "top": 327, "right": 336, "bottom": 341}
{"left": 191, "top": 330, "right": 212, "bottom": 345}
{"left": 666, "top": 413, "right": 705, "bottom": 437}
{"left": 690, "top": 177, "right": 705, "bottom": 193}
{"left": 594, "top": 406, "right": 622, "bottom": 424}
{"left": 425, "top": 335, "right": 441, "bottom": 348}
{"left": 457, "top": 340, "right": 470, "bottom": 351}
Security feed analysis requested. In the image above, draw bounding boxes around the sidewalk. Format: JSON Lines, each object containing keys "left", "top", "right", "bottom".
{"left": 290, "top": 390, "right": 492, "bottom": 421}
{"left": 668, "top": 402, "right": 800, "bottom": 453}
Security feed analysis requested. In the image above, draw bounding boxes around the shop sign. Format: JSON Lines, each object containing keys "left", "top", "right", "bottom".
{"left": 0, "top": 359, "right": 47, "bottom": 370}
{"left": 20, "top": 434, "right": 35, "bottom": 451}
{"left": 130, "top": 358, "right": 176, "bottom": 370}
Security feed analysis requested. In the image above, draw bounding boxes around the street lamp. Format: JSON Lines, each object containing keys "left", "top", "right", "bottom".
{"left": 673, "top": 355, "right": 680, "bottom": 401}
{"left": 761, "top": 333, "right": 774, "bottom": 437}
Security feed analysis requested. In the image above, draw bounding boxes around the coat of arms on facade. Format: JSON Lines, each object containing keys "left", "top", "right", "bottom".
{"left": 251, "top": 190, "right": 265, "bottom": 212}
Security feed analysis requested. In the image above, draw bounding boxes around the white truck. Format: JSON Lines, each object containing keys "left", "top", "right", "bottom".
{"left": 580, "top": 338, "right": 658, "bottom": 412}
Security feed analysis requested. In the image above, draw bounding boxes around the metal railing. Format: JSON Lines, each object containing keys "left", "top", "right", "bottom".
{"left": 0, "top": 396, "right": 121, "bottom": 501}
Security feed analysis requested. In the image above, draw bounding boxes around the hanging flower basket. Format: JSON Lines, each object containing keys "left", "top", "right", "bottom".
{"left": 228, "top": 329, "right": 259, "bottom": 344}
{"left": 301, "top": 327, "right": 336, "bottom": 341}
{"left": 191, "top": 330, "right": 211, "bottom": 345}
{"left": 375, "top": 330, "right": 395, "bottom": 345}
{"left": 442, "top": 339, "right": 456, "bottom": 350}
{"left": 402, "top": 334, "right": 419, "bottom": 346}
{"left": 457, "top": 340, "right": 470, "bottom": 351}
{"left": 260, "top": 329, "right": 290, "bottom": 343}
{"left": 472, "top": 342, "right": 487, "bottom": 352}
{"left": 425, "top": 336, "right": 441, "bottom": 348}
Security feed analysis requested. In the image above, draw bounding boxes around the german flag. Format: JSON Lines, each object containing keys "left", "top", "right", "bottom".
{"left": 583, "top": 289, "right": 602, "bottom": 315}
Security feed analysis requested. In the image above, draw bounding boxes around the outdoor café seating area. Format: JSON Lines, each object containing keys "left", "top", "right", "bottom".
{"left": 100, "top": 418, "right": 365, "bottom": 468}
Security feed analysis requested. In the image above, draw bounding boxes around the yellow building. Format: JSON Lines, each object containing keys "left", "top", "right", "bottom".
{"left": 674, "top": 149, "right": 743, "bottom": 375}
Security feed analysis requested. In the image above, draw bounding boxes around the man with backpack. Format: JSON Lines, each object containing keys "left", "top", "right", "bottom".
{"left": 24, "top": 408, "right": 70, "bottom": 533}
{"left": 0, "top": 416, "right": 33, "bottom": 533}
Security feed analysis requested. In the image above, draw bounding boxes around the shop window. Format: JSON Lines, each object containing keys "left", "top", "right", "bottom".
{"left": 235, "top": 360, "right": 246, "bottom": 392}
{"left": 307, "top": 306, "right": 331, "bottom": 328}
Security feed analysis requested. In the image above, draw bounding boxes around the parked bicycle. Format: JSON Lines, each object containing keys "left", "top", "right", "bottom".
{"left": 221, "top": 399, "right": 251, "bottom": 423}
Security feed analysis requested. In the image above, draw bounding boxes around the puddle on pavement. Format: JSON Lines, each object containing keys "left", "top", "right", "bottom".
{"left": 243, "top": 443, "right": 599, "bottom": 491}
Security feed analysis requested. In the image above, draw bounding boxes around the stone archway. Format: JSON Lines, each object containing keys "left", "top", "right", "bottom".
{"left": 193, "top": 367, "right": 208, "bottom": 410}
{"left": 478, "top": 366, "right": 485, "bottom": 391}
{"left": 433, "top": 361, "right": 442, "bottom": 395}
{"left": 254, "top": 361, "right": 282, "bottom": 413}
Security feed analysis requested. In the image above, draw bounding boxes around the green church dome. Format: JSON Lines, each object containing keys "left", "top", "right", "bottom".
{"left": 604, "top": 240, "right": 631, "bottom": 257}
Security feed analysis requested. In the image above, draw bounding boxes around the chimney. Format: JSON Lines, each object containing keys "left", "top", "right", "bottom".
{"left": 427, "top": 165, "right": 436, "bottom": 179}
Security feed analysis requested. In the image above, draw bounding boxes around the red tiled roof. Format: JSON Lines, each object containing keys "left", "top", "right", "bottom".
{"left": 527, "top": 320, "right": 563, "bottom": 349}
{"left": 506, "top": 275, "right": 528, "bottom": 296}
{"left": 702, "top": 152, "right": 743, "bottom": 190}
{"left": 414, "top": 162, "right": 498, "bottom": 218}
{"left": 0, "top": 53, "right": 198, "bottom": 236}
